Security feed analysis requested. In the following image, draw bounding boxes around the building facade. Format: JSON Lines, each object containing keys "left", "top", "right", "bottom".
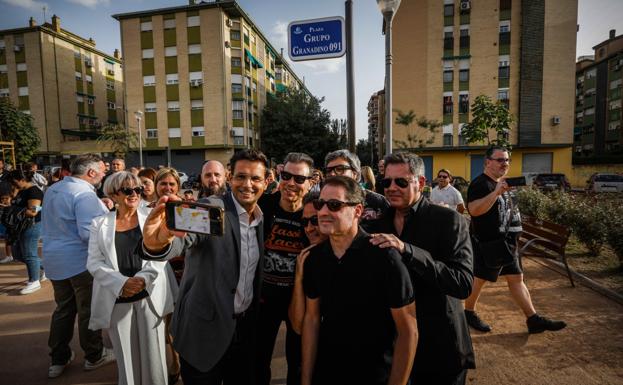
{"left": 113, "top": 0, "right": 304, "bottom": 170}
{"left": 390, "top": 0, "right": 577, "bottom": 184}
{"left": 367, "top": 89, "right": 385, "bottom": 165}
{"left": 0, "top": 16, "right": 124, "bottom": 164}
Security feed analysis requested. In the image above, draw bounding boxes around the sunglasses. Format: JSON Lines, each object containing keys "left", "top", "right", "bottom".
{"left": 325, "top": 165, "right": 352, "bottom": 175}
{"left": 118, "top": 186, "right": 143, "bottom": 196}
{"left": 281, "top": 171, "right": 311, "bottom": 184}
{"left": 488, "top": 157, "right": 511, "bottom": 164}
{"left": 437, "top": 175, "right": 449, "bottom": 179}
{"left": 312, "top": 199, "right": 359, "bottom": 212}
{"left": 301, "top": 216, "right": 319, "bottom": 227}
{"left": 381, "top": 177, "right": 412, "bottom": 189}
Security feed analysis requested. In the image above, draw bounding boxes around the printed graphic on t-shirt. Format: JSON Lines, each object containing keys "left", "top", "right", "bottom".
{"left": 497, "top": 191, "right": 522, "bottom": 233}
{"left": 263, "top": 216, "right": 305, "bottom": 287}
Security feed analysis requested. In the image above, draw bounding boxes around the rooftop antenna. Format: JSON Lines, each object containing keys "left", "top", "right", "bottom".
{"left": 42, "top": 5, "right": 47, "bottom": 23}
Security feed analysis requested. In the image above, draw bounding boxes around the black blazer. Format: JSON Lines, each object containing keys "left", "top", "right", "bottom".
{"left": 371, "top": 197, "right": 475, "bottom": 375}
{"left": 140, "top": 193, "right": 264, "bottom": 372}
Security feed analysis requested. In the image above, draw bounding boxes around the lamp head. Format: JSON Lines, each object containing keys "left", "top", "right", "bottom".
{"left": 134, "top": 110, "right": 143, "bottom": 120}
{"left": 377, "top": 0, "right": 401, "bottom": 15}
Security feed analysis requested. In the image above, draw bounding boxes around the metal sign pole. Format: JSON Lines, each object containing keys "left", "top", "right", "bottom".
{"left": 346, "top": 0, "right": 356, "bottom": 152}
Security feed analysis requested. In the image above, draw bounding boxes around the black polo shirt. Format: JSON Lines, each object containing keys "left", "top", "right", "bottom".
{"left": 303, "top": 229, "right": 414, "bottom": 385}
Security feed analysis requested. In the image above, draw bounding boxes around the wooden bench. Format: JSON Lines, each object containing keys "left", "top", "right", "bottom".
{"left": 518, "top": 216, "right": 575, "bottom": 287}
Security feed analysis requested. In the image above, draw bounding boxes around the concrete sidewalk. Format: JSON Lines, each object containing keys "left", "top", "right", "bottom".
{"left": 1, "top": 254, "right": 622, "bottom": 384}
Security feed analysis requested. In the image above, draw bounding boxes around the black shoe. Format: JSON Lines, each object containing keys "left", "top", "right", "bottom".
{"left": 464, "top": 310, "right": 492, "bottom": 332}
{"left": 527, "top": 314, "right": 567, "bottom": 334}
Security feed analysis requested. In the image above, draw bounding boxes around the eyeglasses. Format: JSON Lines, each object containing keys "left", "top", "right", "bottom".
{"left": 437, "top": 175, "right": 449, "bottom": 179}
{"left": 325, "top": 165, "right": 352, "bottom": 176}
{"left": 488, "top": 157, "right": 511, "bottom": 164}
{"left": 381, "top": 177, "right": 412, "bottom": 189}
{"left": 281, "top": 171, "right": 311, "bottom": 184}
{"left": 233, "top": 174, "right": 265, "bottom": 184}
{"left": 301, "top": 216, "right": 318, "bottom": 227}
{"left": 118, "top": 186, "right": 143, "bottom": 196}
{"left": 312, "top": 199, "right": 359, "bottom": 212}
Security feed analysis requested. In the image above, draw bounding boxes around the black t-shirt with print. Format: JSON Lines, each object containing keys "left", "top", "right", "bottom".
{"left": 467, "top": 173, "right": 522, "bottom": 242}
{"left": 16, "top": 185, "right": 44, "bottom": 222}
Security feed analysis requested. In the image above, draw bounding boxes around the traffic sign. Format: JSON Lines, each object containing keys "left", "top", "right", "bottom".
{"left": 288, "top": 16, "right": 346, "bottom": 61}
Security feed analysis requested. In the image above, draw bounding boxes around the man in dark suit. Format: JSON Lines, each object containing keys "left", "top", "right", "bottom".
{"left": 369, "top": 152, "right": 475, "bottom": 385}
{"left": 140, "top": 149, "right": 269, "bottom": 385}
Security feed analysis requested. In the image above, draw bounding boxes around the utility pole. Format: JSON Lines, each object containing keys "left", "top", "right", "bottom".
{"left": 345, "top": 0, "right": 356, "bottom": 152}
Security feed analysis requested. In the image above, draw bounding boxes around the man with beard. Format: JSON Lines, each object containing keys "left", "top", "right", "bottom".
{"left": 256, "top": 152, "right": 313, "bottom": 385}
{"left": 198, "top": 160, "right": 227, "bottom": 198}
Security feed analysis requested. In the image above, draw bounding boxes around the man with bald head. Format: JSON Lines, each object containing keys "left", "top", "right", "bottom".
{"left": 198, "top": 160, "right": 227, "bottom": 198}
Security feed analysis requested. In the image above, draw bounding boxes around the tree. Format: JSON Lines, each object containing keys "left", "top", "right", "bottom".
{"left": 356, "top": 138, "right": 373, "bottom": 167}
{"left": 393, "top": 109, "right": 442, "bottom": 149}
{"left": 461, "top": 94, "right": 514, "bottom": 148}
{"left": 96, "top": 123, "right": 138, "bottom": 159}
{"left": 260, "top": 86, "right": 335, "bottom": 166}
{"left": 0, "top": 97, "right": 41, "bottom": 164}
{"left": 330, "top": 118, "right": 348, "bottom": 149}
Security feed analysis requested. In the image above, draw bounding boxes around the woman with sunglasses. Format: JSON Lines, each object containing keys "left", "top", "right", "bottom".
{"left": 87, "top": 171, "right": 174, "bottom": 385}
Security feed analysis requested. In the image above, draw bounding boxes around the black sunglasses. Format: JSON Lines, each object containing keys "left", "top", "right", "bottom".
{"left": 325, "top": 165, "right": 352, "bottom": 175}
{"left": 118, "top": 186, "right": 143, "bottom": 196}
{"left": 301, "top": 216, "right": 319, "bottom": 227}
{"left": 312, "top": 199, "right": 359, "bottom": 212}
{"left": 381, "top": 177, "right": 411, "bottom": 189}
{"left": 281, "top": 171, "right": 311, "bottom": 184}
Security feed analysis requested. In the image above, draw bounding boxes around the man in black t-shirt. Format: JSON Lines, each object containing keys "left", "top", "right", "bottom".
{"left": 465, "top": 146, "right": 566, "bottom": 334}
{"left": 302, "top": 176, "right": 416, "bottom": 385}
{"left": 256, "top": 152, "right": 313, "bottom": 385}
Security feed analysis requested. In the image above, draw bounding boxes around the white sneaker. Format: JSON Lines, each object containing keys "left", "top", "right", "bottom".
{"left": 20, "top": 280, "right": 41, "bottom": 295}
{"left": 84, "top": 347, "right": 115, "bottom": 370}
{"left": 40, "top": 272, "right": 47, "bottom": 282}
{"left": 0, "top": 255, "right": 13, "bottom": 263}
{"left": 48, "top": 350, "right": 75, "bottom": 378}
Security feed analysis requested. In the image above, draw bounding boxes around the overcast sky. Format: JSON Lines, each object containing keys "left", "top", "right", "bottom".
{"left": 1, "top": 0, "right": 622, "bottom": 140}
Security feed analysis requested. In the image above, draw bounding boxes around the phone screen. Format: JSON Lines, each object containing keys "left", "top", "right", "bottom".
{"left": 173, "top": 204, "right": 211, "bottom": 234}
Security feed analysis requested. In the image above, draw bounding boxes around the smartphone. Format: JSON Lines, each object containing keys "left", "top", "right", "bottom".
{"left": 505, "top": 176, "right": 527, "bottom": 187}
{"left": 165, "top": 201, "right": 225, "bottom": 236}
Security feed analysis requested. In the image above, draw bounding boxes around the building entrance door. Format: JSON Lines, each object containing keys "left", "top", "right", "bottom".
{"left": 470, "top": 154, "right": 484, "bottom": 180}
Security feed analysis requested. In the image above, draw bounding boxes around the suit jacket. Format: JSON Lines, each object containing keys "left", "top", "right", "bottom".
{"left": 371, "top": 197, "right": 475, "bottom": 375}
{"left": 140, "top": 193, "right": 265, "bottom": 372}
{"left": 87, "top": 207, "right": 175, "bottom": 330}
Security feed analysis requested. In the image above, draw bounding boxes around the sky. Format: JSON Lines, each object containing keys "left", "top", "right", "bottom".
{"left": 1, "top": 0, "right": 622, "bottom": 140}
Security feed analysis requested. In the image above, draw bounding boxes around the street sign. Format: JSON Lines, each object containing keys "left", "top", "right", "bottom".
{"left": 288, "top": 16, "right": 346, "bottom": 61}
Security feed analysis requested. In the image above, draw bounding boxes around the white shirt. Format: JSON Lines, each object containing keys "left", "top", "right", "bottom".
{"left": 430, "top": 184, "right": 464, "bottom": 211}
{"left": 231, "top": 193, "right": 263, "bottom": 314}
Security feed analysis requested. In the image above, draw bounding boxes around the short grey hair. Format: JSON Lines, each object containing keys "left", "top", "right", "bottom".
{"left": 103, "top": 171, "right": 142, "bottom": 197}
{"left": 324, "top": 149, "right": 361, "bottom": 176}
{"left": 70, "top": 154, "right": 103, "bottom": 176}
{"left": 283, "top": 152, "right": 314, "bottom": 176}
{"left": 384, "top": 152, "right": 425, "bottom": 178}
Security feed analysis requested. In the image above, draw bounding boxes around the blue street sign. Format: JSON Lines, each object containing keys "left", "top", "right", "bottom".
{"left": 288, "top": 16, "right": 346, "bottom": 61}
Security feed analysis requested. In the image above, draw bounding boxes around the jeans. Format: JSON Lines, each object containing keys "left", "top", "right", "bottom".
{"left": 13, "top": 221, "right": 41, "bottom": 282}
{"left": 48, "top": 270, "right": 103, "bottom": 365}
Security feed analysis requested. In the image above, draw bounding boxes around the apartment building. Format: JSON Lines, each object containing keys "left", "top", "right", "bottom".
{"left": 0, "top": 15, "right": 124, "bottom": 164}
{"left": 367, "top": 89, "right": 385, "bottom": 165}
{"left": 390, "top": 0, "right": 577, "bottom": 183}
{"left": 113, "top": 0, "right": 305, "bottom": 170}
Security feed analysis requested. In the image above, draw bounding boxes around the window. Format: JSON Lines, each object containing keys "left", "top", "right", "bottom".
{"left": 232, "top": 100, "right": 244, "bottom": 119}
{"left": 443, "top": 70, "right": 453, "bottom": 83}
{"left": 499, "top": 21, "right": 511, "bottom": 33}
{"left": 14, "top": 35, "right": 24, "bottom": 46}
{"left": 584, "top": 107, "right": 595, "bottom": 116}
{"left": 168, "top": 128, "right": 181, "bottom": 138}
{"left": 499, "top": 65, "right": 510, "bottom": 79}
{"left": 166, "top": 73, "right": 179, "bottom": 84}
{"left": 231, "top": 57, "right": 242, "bottom": 67}
{"left": 443, "top": 95, "right": 453, "bottom": 114}
{"left": 85, "top": 74, "right": 92, "bottom": 83}
{"left": 459, "top": 94, "right": 469, "bottom": 113}
{"left": 140, "top": 21, "right": 152, "bottom": 31}
{"left": 500, "top": 0, "right": 512, "bottom": 11}
{"left": 232, "top": 83, "right": 242, "bottom": 93}
{"left": 444, "top": 32, "right": 453, "bottom": 50}
{"left": 18, "top": 87, "right": 28, "bottom": 96}
{"left": 231, "top": 30, "right": 241, "bottom": 40}
{"left": 498, "top": 89, "right": 509, "bottom": 103}
{"left": 164, "top": 19, "right": 176, "bottom": 29}
{"left": 143, "top": 75, "right": 156, "bottom": 86}
{"left": 233, "top": 136, "right": 244, "bottom": 145}
{"left": 145, "top": 102, "right": 157, "bottom": 112}
{"left": 459, "top": 69, "right": 469, "bottom": 82}
{"left": 499, "top": 21, "right": 511, "bottom": 44}
{"left": 444, "top": 4, "right": 454, "bottom": 16}
{"left": 460, "top": 28, "right": 470, "bottom": 48}
{"left": 187, "top": 15, "right": 200, "bottom": 27}
{"left": 443, "top": 133, "right": 453, "bottom": 146}
{"left": 106, "top": 79, "right": 115, "bottom": 90}
{"left": 188, "top": 44, "right": 201, "bottom": 54}
{"left": 189, "top": 71, "right": 203, "bottom": 86}
{"left": 191, "top": 99, "right": 203, "bottom": 110}
{"left": 192, "top": 126, "right": 205, "bottom": 137}
{"left": 147, "top": 128, "right": 158, "bottom": 138}
{"left": 74, "top": 48, "right": 81, "bottom": 58}
{"left": 0, "top": 40, "right": 4, "bottom": 49}
{"left": 165, "top": 47, "right": 177, "bottom": 57}
{"left": 75, "top": 71, "right": 82, "bottom": 80}
{"left": 107, "top": 101, "right": 115, "bottom": 110}
{"left": 16, "top": 63, "right": 27, "bottom": 72}
{"left": 142, "top": 49, "right": 154, "bottom": 59}
{"left": 76, "top": 95, "right": 84, "bottom": 103}
{"left": 167, "top": 101, "right": 180, "bottom": 111}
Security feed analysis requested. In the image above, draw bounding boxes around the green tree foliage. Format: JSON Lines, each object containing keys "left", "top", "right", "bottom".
{"left": 461, "top": 95, "right": 514, "bottom": 148}
{"left": 97, "top": 123, "right": 138, "bottom": 159}
{"left": 393, "top": 109, "right": 442, "bottom": 149}
{"left": 0, "top": 97, "right": 41, "bottom": 163}
{"left": 260, "top": 86, "right": 335, "bottom": 166}
{"left": 356, "top": 138, "right": 373, "bottom": 167}
{"left": 330, "top": 118, "right": 348, "bottom": 149}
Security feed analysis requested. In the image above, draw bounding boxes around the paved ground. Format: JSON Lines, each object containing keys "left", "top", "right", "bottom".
{"left": 0, "top": 250, "right": 622, "bottom": 384}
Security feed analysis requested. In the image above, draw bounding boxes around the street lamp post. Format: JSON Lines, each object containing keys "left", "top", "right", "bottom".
{"left": 377, "top": 0, "right": 401, "bottom": 156}
{"left": 134, "top": 110, "right": 143, "bottom": 168}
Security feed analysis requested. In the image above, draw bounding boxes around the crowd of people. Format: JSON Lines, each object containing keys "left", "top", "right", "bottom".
{"left": 0, "top": 146, "right": 568, "bottom": 385}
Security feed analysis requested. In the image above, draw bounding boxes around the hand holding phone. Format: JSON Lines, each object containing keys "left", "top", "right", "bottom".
{"left": 165, "top": 201, "right": 225, "bottom": 236}
{"left": 505, "top": 176, "right": 527, "bottom": 187}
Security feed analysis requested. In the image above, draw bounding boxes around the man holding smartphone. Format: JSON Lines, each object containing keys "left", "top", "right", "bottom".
{"left": 140, "top": 149, "right": 269, "bottom": 385}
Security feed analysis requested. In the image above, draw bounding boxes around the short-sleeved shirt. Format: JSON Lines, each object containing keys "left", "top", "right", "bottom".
{"left": 303, "top": 229, "right": 414, "bottom": 385}
{"left": 430, "top": 184, "right": 464, "bottom": 211}
{"left": 16, "top": 185, "right": 44, "bottom": 222}
{"left": 467, "top": 173, "right": 522, "bottom": 242}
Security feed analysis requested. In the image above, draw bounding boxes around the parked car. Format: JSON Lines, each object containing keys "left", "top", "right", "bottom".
{"left": 533, "top": 173, "right": 571, "bottom": 192}
{"left": 586, "top": 173, "right": 623, "bottom": 193}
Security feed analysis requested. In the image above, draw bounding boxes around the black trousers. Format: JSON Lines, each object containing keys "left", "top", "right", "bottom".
{"left": 180, "top": 311, "right": 256, "bottom": 385}
{"left": 256, "top": 296, "right": 301, "bottom": 385}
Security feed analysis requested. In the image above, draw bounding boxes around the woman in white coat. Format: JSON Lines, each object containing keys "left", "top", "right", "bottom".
{"left": 87, "top": 171, "right": 174, "bottom": 385}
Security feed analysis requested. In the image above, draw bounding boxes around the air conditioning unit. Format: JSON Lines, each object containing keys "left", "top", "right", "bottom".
{"left": 460, "top": 0, "right": 471, "bottom": 11}
{"left": 226, "top": 19, "right": 233, "bottom": 28}
{"left": 552, "top": 116, "right": 561, "bottom": 125}
{"left": 190, "top": 79, "right": 203, "bottom": 87}
{"left": 107, "top": 69, "right": 115, "bottom": 76}
{"left": 14, "top": 45, "right": 21, "bottom": 52}
{"left": 230, "top": 129, "right": 236, "bottom": 137}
